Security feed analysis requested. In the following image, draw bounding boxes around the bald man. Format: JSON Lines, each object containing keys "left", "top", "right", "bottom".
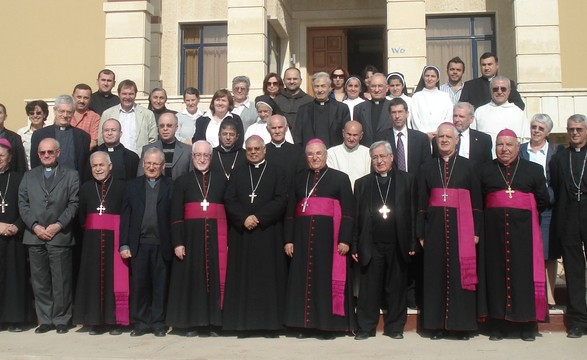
{"left": 327, "top": 120, "right": 372, "bottom": 191}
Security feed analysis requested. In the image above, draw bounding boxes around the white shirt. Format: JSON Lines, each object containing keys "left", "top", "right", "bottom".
{"left": 527, "top": 141, "right": 549, "bottom": 178}
{"left": 118, "top": 105, "right": 138, "bottom": 153}
{"left": 458, "top": 128, "right": 471, "bottom": 159}
{"left": 202, "top": 111, "right": 233, "bottom": 148}
{"left": 243, "top": 118, "right": 293, "bottom": 146}
{"left": 326, "top": 143, "right": 371, "bottom": 191}
{"left": 393, "top": 126, "right": 410, "bottom": 172}
{"left": 176, "top": 108, "right": 203, "bottom": 143}
{"left": 409, "top": 88, "right": 453, "bottom": 133}
{"left": 473, "top": 101, "right": 530, "bottom": 158}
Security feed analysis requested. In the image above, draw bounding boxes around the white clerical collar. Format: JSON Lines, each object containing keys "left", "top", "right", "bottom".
{"left": 252, "top": 159, "right": 266, "bottom": 168}
{"left": 271, "top": 140, "right": 286, "bottom": 148}
{"left": 378, "top": 172, "right": 388, "bottom": 177}
{"left": 221, "top": 145, "right": 234, "bottom": 152}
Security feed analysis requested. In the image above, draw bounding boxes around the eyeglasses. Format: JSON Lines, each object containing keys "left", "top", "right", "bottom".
{"left": 158, "top": 123, "right": 175, "bottom": 128}
{"left": 267, "top": 81, "right": 279, "bottom": 86}
{"left": 332, "top": 74, "right": 345, "bottom": 79}
{"left": 38, "top": 150, "right": 57, "bottom": 156}
{"left": 56, "top": 109, "right": 73, "bottom": 116}
{"left": 531, "top": 124, "right": 546, "bottom": 131}
{"left": 371, "top": 154, "right": 391, "bottom": 161}
{"left": 491, "top": 87, "right": 508, "bottom": 93}
{"left": 567, "top": 127, "right": 586, "bottom": 134}
{"left": 28, "top": 111, "right": 43, "bottom": 116}
{"left": 144, "top": 162, "right": 163, "bottom": 167}
{"left": 233, "top": 87, "right": 247, "bottom": 92}
{"left": 193, "top": 153, "right": 211, "bottom": 159}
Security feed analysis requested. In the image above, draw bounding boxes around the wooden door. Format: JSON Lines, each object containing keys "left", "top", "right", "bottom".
{"left": 307, "top": 28, "right": 347, "bottom": 96}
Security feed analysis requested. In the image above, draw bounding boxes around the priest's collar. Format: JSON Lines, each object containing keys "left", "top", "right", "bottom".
{"left": 250, "top": 159, "right": 266, "bottom": 168}
{"left": 95, "top": 175, "right": 112, "bottom": 185}
{"left": 370, "top": 99, "right": 384, "bottom": 105}
{"left": 0, "top": 167, "right": 8, "bottom": 175}
{"left": 271, "top": 140, "right": 286, "bottom": 148}
{"left": 146, "top": 177, "right": 161, "bottom": 188}
{"left": 57, "top": 125, "right": 71, "bottom": 131}
{"left": 99, "top": 91, "right": 114, "bottom": 98}
{"left": 572, "top": 143, "right": 587, "bottom": 152}
{"left": 311, "top": 165, "right": 328, "bottom": 174}
{"left": 106, "top": 143, "right": 122, "bottom": 152}
{"left": 376, "top": 171, "right": 390, "bottom": 178}
{"left": 220, "top": 145, "right": 234, "bottom": 152}
{"left": 314, "top": 99, "right": 329, "bottom": 106}
{"left": 497, "top": 156, "right": 519, "bottom": 167}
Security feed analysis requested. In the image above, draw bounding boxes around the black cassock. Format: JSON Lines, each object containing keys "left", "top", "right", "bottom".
{"left": 416, "top": 156, "right": 482, "bottom": 331}
{"left": 211, "top": 146, "right": 246, "bottom": 181}
{"left": 74, "top": 177, "right": 126, "bottom": 325}
{"left": 479, "top": 158, "right": 549, "bottom": 321}
{"left": 166, "top": 169, "right": 227, "bottom": 328}
{"left": 293, "top": 100, "right": 350, "bottom": 148}
{"left": 0, "top": 171, "right": 33, "bottom": 325}
{"left": 222, "top": 162, "right": 288, "bottom": 330}
{"left": 284, "top": 167, "right": 356, "bottom": 332}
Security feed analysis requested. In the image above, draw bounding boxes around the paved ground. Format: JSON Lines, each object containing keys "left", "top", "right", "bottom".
{"left": 0, "top": 327, "right": 585, "bottom": 360}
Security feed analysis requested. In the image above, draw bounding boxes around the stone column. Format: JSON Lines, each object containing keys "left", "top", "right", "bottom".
{"left": 513, "top": 0, "right": 562, "bottom": 91}
{"left": 386, "top": 0, "right": 426, "bottom": 91}
{"left": 227, "top": 0, "right": 268, "bottom": 94}
{"left": 103, "top": 1, "right": 154, "bottom": 96}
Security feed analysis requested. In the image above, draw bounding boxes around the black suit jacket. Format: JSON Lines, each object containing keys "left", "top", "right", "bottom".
{"left": 120, "top": 176, "right": 173, "bottom": 261}
{"left": 30, "top": 125, "right": 90, "bottom": 175}
{"left": 376, "top": 128, "right": 431, "bottom": 175}
{"left": 353, "top": 99, "right": 393, "bottom": 146}
{"left": 352, "top": 170, "right": 416, "bottom": 266}
{"left": 459, "top": 76, "right": 525, "bottom": 110}
{"left": 0, "top": 128, "right": 27, "bottom": 174}
{"left": 432, "top": 128, "right": 492, "bottom": 167}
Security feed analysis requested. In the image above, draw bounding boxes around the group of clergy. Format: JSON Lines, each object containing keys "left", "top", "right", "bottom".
{"left": 2, "top": 107, "right": 586, "bottom": 342}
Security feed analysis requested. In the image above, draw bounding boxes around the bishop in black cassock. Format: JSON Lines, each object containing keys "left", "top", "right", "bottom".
{"left": 416, "top": 124, "right": 482, "bottom": 340}
{"left": 478, "top": 129, "right": 549, "bottom": 341}
{"left": 166, "top": 141, "right": 228, "bottom": 337}
{"left": 222, "top": 136, "right": 288, "bottom": 336}
{"left": 284, "top": 139, "right": 356, "bottom": 339}
{"left": 73, "top": 151, "right": 128, "bottom": 335}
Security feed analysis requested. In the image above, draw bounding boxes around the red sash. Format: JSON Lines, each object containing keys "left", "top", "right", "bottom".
{"left": 295, "top": 197, "right": 346, "bottom": 316}
{"left": 485, "top": 190, "right": 547, "bottom": 321}
{"left": 85, "top": 213, "right": 129, "bottom": 326}
{"left": 183, "top": 202, "right": 228, "bottom": 309}
{"left": 429, "top": 188, "right": 477, "bottom": 291}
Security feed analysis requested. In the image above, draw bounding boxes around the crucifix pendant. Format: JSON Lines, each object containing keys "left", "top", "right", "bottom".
{"left": 441, "top": 191, "right": 448, "bottom": 202}
{"left": 301, "top": 199, "right": 309, "bottom": 213}
{"left": 97, "top": 204, "right": 106, "bottom": 215}
{"left": 379, "top": 205, "right": 391, "bottom": 219}
{"left": 505, "top": 186, "right": 515, "bottom": 199}
{"left": 201, "top": 199, "right": 210, "bottom": 211}
{"left": 577, "top": 190, "right": 582, "bottom": 202}
{"left": 249, "top": 192, "right": 257, "bottom": 203}
{"left": 0, "top": 199, "right": 7, "bottom": 214}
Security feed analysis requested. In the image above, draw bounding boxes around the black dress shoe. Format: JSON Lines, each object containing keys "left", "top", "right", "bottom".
{"left": 109, "top": 327, "right": 123, "bottom": 336}
{"left": 185, "top": 329, "right": 198, "bottom": 337}
{"left": 35, "top": 324, "right": 54, "bottom": 334}
{"left": 7, "top": 325, "right": 23, "bottom": 333}
{"left": 153, "top": 328, "right": 167, "bottom": 337}
{"left": 130, "top": 328, "right": 149, "bottom": 337}
{"left": 456, "top": 331, "right": 470, "bottom": 341}
{"left": 264, "top": 331, "right": 279, "bottom": 338}
{"left": 354, "top": 330, "right": 375, "bottom": 340}
{"left": 296, "top": 331, "right": 311, "bottom": 339}
{"left": 56, "top": 325, "right": 69, "bottom": 334}
{"left": 384, "top": 331, "right": 404, "bottom": 339}
{"left": 89, "top": 326, "right": 105, "bottom": 335}
{"left": 520, "top": 330, "right": 535, "bottom": 341}
{"left": 430, "top": 330, "right": 444, "bottom": 340}
{"left": 567, "top": 327, "right": 584, "bottom": 339}
{"left": 489, "top": 330, "right": 503, "bottom": 341}
{"left": 319, "top": 332, "right": 336, "bottom": 340}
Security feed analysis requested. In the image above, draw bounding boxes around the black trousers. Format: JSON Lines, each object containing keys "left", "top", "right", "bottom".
{"left": 356, "top": 242, "right": 407, "bottom": 333}
{"left": 561, "top": 201, "right": 587, "bottom": 329}
{"left": 130, "top": 244, "right": 169, "bottom": 330}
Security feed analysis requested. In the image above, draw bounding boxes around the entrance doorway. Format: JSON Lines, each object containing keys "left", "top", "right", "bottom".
{"left": 307, "top": 26, "right": 385, "bottom": 88}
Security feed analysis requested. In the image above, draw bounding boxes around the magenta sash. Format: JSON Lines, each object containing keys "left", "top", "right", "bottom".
{"left": 295, "top": 197, "right": 346, "bottom": 316}
{"left": 485, "top": 190, "right": 547, "bottom": 321}
{"left": 183, "top": 202, "right": 228, "bottom": 309}
{"left": 429, "top": 188, "right": 477, "bottom": 291}
{"left": 85, "top": 213, "right": 129, "bottom": 326}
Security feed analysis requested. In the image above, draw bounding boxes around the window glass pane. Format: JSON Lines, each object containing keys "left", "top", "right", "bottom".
{"left": 427, "top": 17, "right": 470, "bottom": 37}
{"left": 473, "top": 17, "right": 493, "bottom": 36}
{"left": 203, "top": 24, "right": 227, "bottom": 43}
{"left": 268, "top": 25, "right": 281, "bottom": 74}
{"left": 183, "top": 48, "right": 199, "bottom": 90}
{"left": 427, "top": 39, "right": 473, "bottom": 82}
{"left": 202, "top": 46, "right": 227, "bottom": 94}
{"left": 183, "top": 27, "right": 200, "bottom": 44}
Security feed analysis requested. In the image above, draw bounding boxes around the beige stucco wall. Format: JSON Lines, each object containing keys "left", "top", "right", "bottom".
{"left": 0, "top": 0, "right": 106, "bottom": 130}
{"left": 559, "top": 0, "right": 587, "bottom": 88}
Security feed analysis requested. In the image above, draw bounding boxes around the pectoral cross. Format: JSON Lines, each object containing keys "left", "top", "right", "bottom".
{"left": 505, "top": 186, "right": 515, "bottom": 199}
{"left": 379, "top": 205, "right": 391, "bottom": 219}
{"left": 249, "top": 192, "right": 257, "bottom": 204}
{"left": 200, "top": 199, "right": 210, "bottom": 211}
{"left": 576, "top": 190, "right": 583, "bottom": 202}
{"left": 0, "top": 199, "right": 7, "bottom": 214}
{"left": 442, "top": 191, "right": 448, "bottom": 202}
{"left": 97, "top": 204, "right": 106, "bottom": 215}
{"left": 301, "top": 199, "right": 309, "bottom": 213}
